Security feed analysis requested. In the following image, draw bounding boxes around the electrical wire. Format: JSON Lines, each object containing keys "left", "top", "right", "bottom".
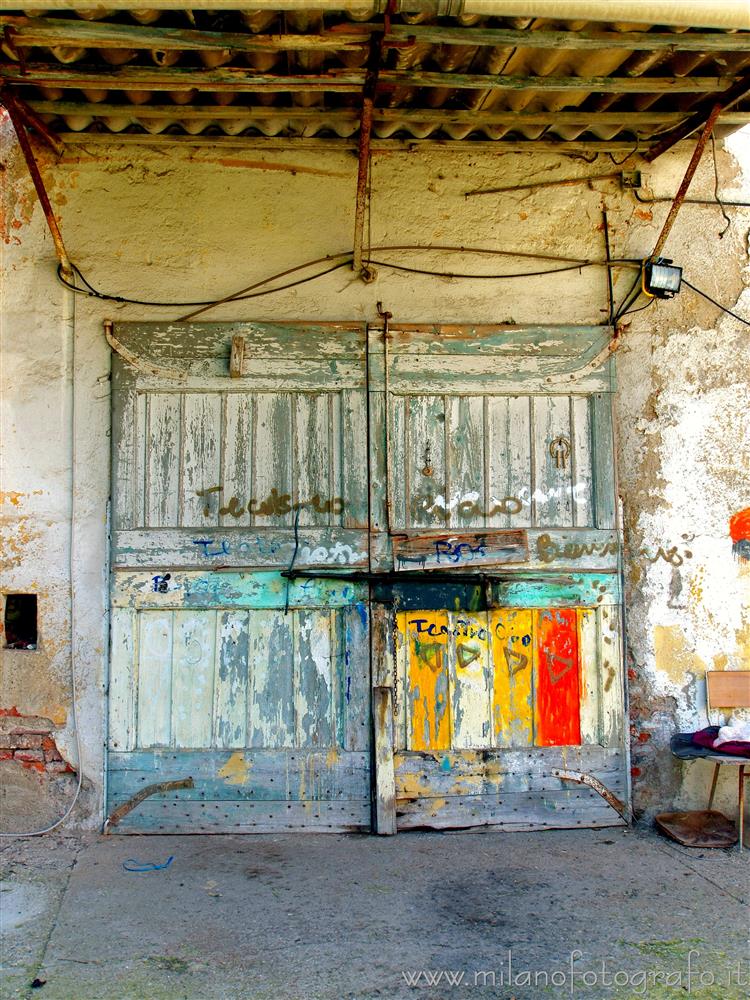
{"left": 58, "top": 263, "right": 223, "bottom": 307}
{"left": 683, "top": 277, "right": 750, "bottom": 327}
{"left": 59, "top": 258, "right": 354, "bottom": 309}
{"left": 613, "top": 262, "right": 646, "bottom": 323}
{"left": 617, "top": 298, "right": 656, "bottom": 320}
{"left": 607, "top": 132, "right": 640, "bottom": 167}
{"left": 710, "top": 133, "right": 732, "bottom": 239}
{"left": 362, "top": 259, "right": 597, "bottom": 279}
{"left": 56, "top": 245, "right": 643, "bottom": 317}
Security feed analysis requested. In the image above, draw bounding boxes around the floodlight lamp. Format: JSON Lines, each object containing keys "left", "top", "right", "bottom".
{"left": 643, "top": 258, "right": 683, "bottom": 299}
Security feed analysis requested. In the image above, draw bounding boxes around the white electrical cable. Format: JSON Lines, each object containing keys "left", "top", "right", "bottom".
{"left": 0, "top": 285, "right": 83, "bottom": 837}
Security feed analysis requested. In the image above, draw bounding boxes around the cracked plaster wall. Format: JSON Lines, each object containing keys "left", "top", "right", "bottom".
{"left": 1, "top": 115, "right": 748, "bottom": 829}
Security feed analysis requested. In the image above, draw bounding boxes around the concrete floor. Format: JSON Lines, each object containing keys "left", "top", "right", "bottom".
{"left": 0, "top": 826, "right": 748, "bottom": 1000}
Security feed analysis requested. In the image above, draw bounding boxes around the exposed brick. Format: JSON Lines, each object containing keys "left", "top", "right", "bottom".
{"left": 13, "top": 749, "right": 44, "bottom": 763}
{"left": 0, "top": 714, "right": 54, "bottom": 737}
{"left": 46, "top": 761, "right": 74, "bottom": 774}
{"left": 0, "top": 750, "right": 13, "bottom": 761}
{"left": 13, "top": 734, "right": 43, "bottom": 750}
{"left": 0, "top": 735, "right": 12, "bottom": 749}
{"left": 44, "top": 749, "right": 63, "bottom": 762}
{"left": 41, "top": 735, "right": 56, "bottom": 753}
{"left": 8, "top": 725, "right": 53, "bottom": 737}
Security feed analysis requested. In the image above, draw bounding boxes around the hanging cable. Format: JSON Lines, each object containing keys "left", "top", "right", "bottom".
{"left": 683, "top": 278, "right": 750, "bottom": 328}
{"left": 710, "top": 133, "right": 732, "bottom": 239}
{"left": 56, "top": 245, "right": 642, "bottom": 319}
{"left": 613, "top": 261, "right": 646, "bottom": 323}
{"left": 617, "top": 298, "right": 657, "bottom": 321}
{"left": 59, "top": 258, "right": 354, "bottom": 309}
{"left": 361, "top": 259, "right": 597, "bottom": 280}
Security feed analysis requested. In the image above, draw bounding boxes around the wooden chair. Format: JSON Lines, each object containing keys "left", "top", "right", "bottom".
{"left": 705, "top": 671, "right": 750, "bottom": 851}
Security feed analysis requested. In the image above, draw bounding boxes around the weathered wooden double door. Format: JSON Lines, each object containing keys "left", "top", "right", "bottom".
{"left": 108, "top": 321, "right": 627, "bottom": 833}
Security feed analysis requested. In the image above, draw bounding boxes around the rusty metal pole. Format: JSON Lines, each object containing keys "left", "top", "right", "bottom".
{"left": 353, "top": 97, "right": 376, "bottom": 282}
{"left": 352, "top": 3, "right": 394, "bottom": 281}
{"left": 3, "top": 93, "right": 72, "bottom": 276}
{"left": 650, "top": 102, "right": 722, "bottom": 259}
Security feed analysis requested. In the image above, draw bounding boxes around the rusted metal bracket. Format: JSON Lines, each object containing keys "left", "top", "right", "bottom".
{"left": 644, "top": 69, "right": 750, "bottom": 162}
{"left": 3, "top": 89, "right": 63, "bottom": 156}
{"left": 229, "top": 334, "right": 245, "bottom": 378}
{"left": 1, "top": 88, "right": 71, "bottom": 276}
{"left": 553, "top": 768, "right": 631, "bottom": 822}
{"left": 104, "top": 320, "right": 188, "bottom": 381}
{"left": 104, "top": 777, "right": 194, "bottom": 831}
{"left": 649, "top": 102, "right": 723, "bottom": 259}
{"left": 352, "top": 2, "right": 395, "bottom": 281}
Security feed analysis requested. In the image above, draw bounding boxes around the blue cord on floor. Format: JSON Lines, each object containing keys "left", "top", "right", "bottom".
{"left": 122, "top": 855, "right": 174, "bottom": 872}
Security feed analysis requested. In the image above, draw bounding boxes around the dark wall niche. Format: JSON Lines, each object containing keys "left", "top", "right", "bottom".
{"left": 4, "top": 594, "right": 38, "bottom": 649}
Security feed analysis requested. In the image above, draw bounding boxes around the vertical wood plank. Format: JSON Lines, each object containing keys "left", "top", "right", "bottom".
{"left": 488, "top": 396, "right": 532, "bottom": 529}
{"left": 532, "top": 396, "right": 573, "bottom": 527}
{"left": 342, "top": 389, "right": 369, "bottom": 530}
{"left": 215, "top": 610, "right": 249, "bottom": 749}
{"left": 486, "top": 397, "right": 510, "bottom": 528}
{"left": 220, "top": 393, "right": 253, "bottom": 527}
{"left": 133, "top": 390, "right": 147, "bottom": 528}
{"left": 389, "top": 394, "right": 408, "bottom": 529}
{"left": 182, "top": 393, "right": 222, "bottom": 527}
{"left": 571, "top": 395, "right": 594, "bottom": 528}
{"left": 172, "top": 610, "right": 217, "bottom": 748}
{"left": 342, "top": 603, "right": 370, "bottom": 751}
{"left": 578, "top": 608, "right": 600, "bottom": 744}
{"left": 373, "top": 688, "right": 396, "bottom": 834}
{"left": 145, "top": 393, "right": 181, "bottom": 527}
{"left": 294, "top": 394, "right": 330, "bottom": 527}
{"left": 591, "top": 392, "right": 616, "bottom": 529}
{"left": 111, "top": 381, "right": 135, "bottom": 531}
{"left": 403, "top": 610, "right": 451, "bottom": 751}
{"left": 449, "top": 612, "right": 492, "bottom": 749}
{"left": 248, "top": 610, "right": 295, "bottom": 748}
{"left": 108, "top": 608, "right": 135, "bottom": 751}
{"left": 252, "top": 393, "right": 293, "bottom": 528}
{"left": 535, "top": 608, "right": 581, "bottom": 746}
{"left": 372, "top": 604, "right": 396, "bottom": 835}
{"left": 329, "top": 393, "right": 343, "bottom": 528}
{"left": 295, "top": 610, "right": 333, "bottom": 748}
{"left": 368, "top": 375, "right": 389, "bottom": 553}
{"left": 507, "top": 396, "right": 533, "bottom": 528}
{"left": 446, "top": 395, "right": 485, "bottom": 530}
{"left": 407, "top": 395, "right": 447, "bottom": 530}
{"left": 137, "top": 611, "right": 173, "bottom": 747}
{"left": 393, "top": 617, "right": 408, "bottom": 751}
{"left": 491, "top": 607, "right": 533, "bottom": 748}
{"left": 599, "top": 605, "right": 624, "bottom": 747}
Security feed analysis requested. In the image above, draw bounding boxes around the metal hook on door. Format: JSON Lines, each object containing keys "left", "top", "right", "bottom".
{"left": 549, "top": 435, "right": 571, "bottom": 470}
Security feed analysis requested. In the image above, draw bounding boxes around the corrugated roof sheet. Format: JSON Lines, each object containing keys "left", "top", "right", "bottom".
{"left": 2, "top": 7, "right": 749, "bottom": 149}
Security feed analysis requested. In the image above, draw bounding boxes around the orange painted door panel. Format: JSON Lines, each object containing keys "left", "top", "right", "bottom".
{"left": 534, "top": 609, "right": 581, "bottom": 747}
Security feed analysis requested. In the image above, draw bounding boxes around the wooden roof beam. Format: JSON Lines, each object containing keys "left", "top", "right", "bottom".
{"left": 25, "top": 100, "right": 750, "bottom": 128}
{"left": 1, "top": 64, "right": 738, "bottom": 93}
{"left": 385, "top": 23, "right": 750, "bottom": 51}
{"left": 4, "top": 17, "right": 750, "bottom": 55}
{"left": 47, "top": 132, "right": 665, "bottom": 153}
{"left": 0, "top": 15, "right": 371, "bottom": 54}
